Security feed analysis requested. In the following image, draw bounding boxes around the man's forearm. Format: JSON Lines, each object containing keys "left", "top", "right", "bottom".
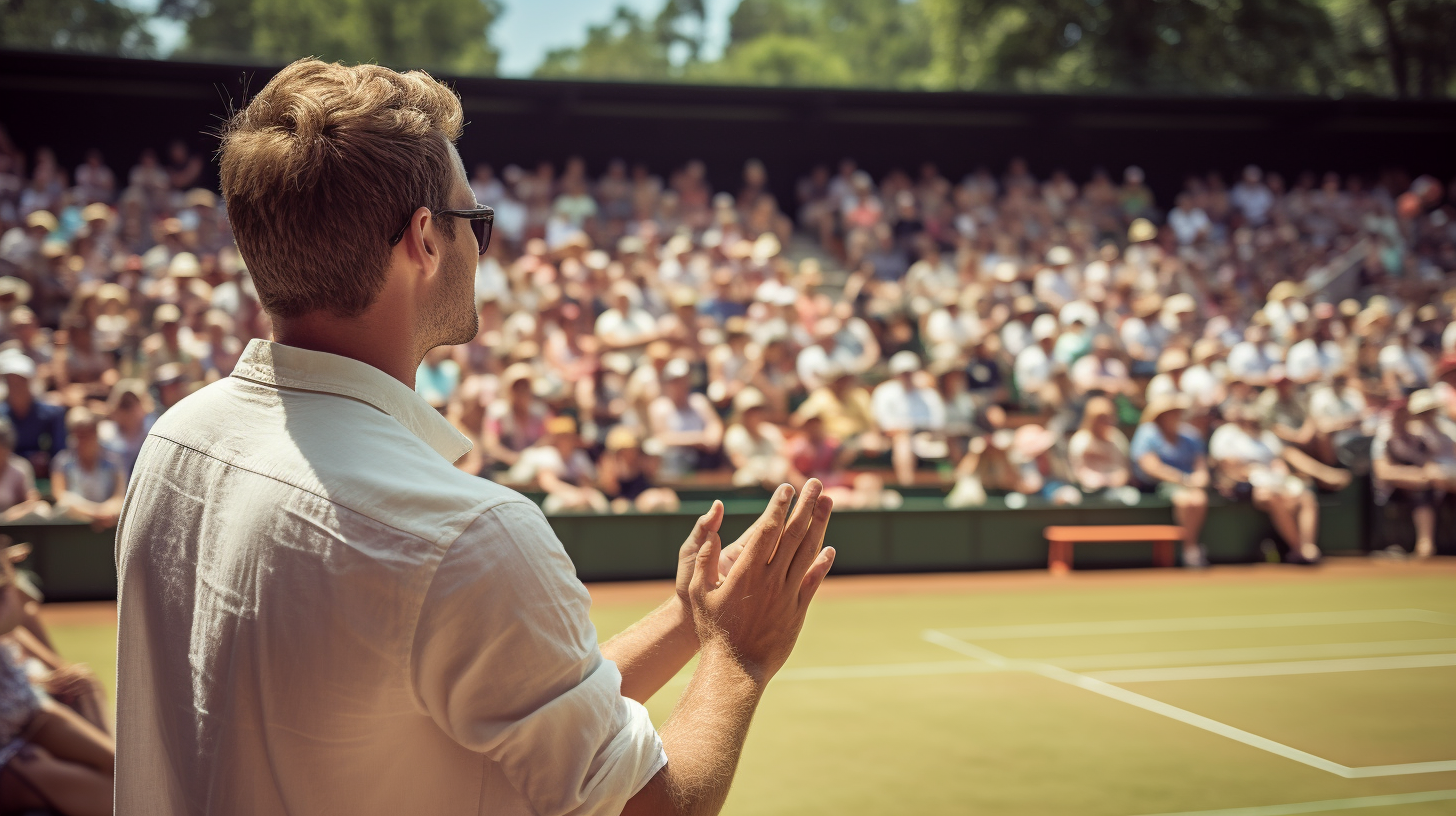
{"left": 621, "top": 641, "right": 764, "bottom": 816}
{"left": 602, "top": 598, "right": 698, "bottom": 704}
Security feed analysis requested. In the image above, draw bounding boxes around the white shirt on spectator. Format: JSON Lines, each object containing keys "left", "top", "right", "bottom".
{"left": 1227, "top": 340, "right": 1282, "bottom": 380}
{"left": 1014, "top": 344, "right": 1055, "bottom": 395}
{"left": 1168, "top": 206, "right": 1211, "bottom": 245}
{"left": 1285, "top": 338, "right": 1343, "bottom": 383}
{"left": 596, "top": 307, "right": 657, "bottom": 348}
{"left": 871, "top": 378, "right": 945, "bottom": 433}
{"left": 1379, "top": 343, "right": 1432, "bottom": 388}
{"left": 115, "top": 340, "right": 664, "bottom": 816}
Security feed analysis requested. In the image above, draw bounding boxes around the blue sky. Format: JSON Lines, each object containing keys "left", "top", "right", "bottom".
{"left": 124, "top": 0, "right": 733, "bottom": 77}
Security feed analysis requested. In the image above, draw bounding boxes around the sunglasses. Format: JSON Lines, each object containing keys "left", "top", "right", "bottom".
{"left": 389, "top": 205, "right": 494, "bottom": 256}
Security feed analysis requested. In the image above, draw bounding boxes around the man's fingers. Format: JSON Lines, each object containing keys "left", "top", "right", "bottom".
{"left": 786, "top": 493, "right": 833, "bottom": 583}
{"left": 799, "top": 546, "right": 836, "bottom": 607}
{"left": 740, "top": 483, "right": 794, "bottom": 565}
{"left": 779, "top": 479, "right": 823, "bottom": 558}
{"left": 719, "top": 539, "right": 745, "bottom": 579}
{"left": 684, "top": 500, "right": 724, "bottom": 552}
{"left": 690, "top": 535, "right": 722, "bottom": 597}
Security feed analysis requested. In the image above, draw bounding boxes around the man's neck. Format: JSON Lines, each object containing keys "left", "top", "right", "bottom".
{"left": 273, "top": 311, "right": 420, "bottom": 389}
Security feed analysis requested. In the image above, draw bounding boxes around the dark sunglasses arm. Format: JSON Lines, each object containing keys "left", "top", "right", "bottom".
{"left": 389, "top": 206, "right": 493, "bottom": 246}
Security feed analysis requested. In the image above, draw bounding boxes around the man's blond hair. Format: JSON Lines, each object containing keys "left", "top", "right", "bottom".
{"left": 220, "top": 59, "right": 464, "bottom": 318}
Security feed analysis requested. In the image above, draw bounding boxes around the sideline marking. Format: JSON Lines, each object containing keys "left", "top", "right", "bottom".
{"left": 941, "top": 609, "right": 1456, "bottom": 641}
{"left": 922, "top": 629, "right": 1456, "bottom": 778}
{"left": 1043, "top": 638, "right": 1456, "bottom": 670}
{"left": 1088, "top": 652, "right": 1456, "bottom": 683}
{"left": 1129, "top": 788, "right": 1456, "bottom": 816}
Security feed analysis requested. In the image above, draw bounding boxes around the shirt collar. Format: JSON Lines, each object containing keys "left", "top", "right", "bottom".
{"left": 231, "top": 339, "right": 471, "bottom": 463}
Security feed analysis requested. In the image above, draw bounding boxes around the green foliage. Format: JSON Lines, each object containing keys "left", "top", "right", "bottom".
{"left": 923, "top": 0, "right": 1342, "bottom": 94}
{"left": 706, "top": 32, "right": 854, "bottom": 86}
{"left": 159, "top": 0, "right": 502, "bottom": 74}
{"left": 534, "top": 1, "right": 707, "bottom": 81}
{"left": 0, "top": 0, "right": 155, "bottom": 55}
{"left": 543, "top": 0, "right": 932, "bottom": 88}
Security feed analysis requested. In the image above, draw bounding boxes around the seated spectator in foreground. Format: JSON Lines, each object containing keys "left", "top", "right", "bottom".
{"left": 1209, "top": 404, "right": 1324, "bottom": 563}
{"left": 0, "top": 543, "right": 115, "bottom": 815}
{"left": 649, "top": 358, "right": 724, "bottom": 479}
{"left": 0, "top": 350, "right": 65, "bottom": 479}
{"left": 50, "top": 407, "right": 127, "bottom": 530}
{"left": 507, "top": 416, "right": 607, "bottom": 515}
{"left": 0, "top": 418, "right": 48, "bottom": 521}
{"left": 1372, "top": 391, "right": 1455, "bottom": 558}
{"left": 723, "top": 387, "right": 789, "bottom": 488}
{"left": 1130, "top": 395, "right": 1210, "bottom": 567}
{"left": 1069, "top": 396, "right": 1133, "bottom": 498}
{"left": 872, "top": 351, "right": 947, "bottom": 485}
{"left": 596, "top": 427, "right": 679, "bottom": 514}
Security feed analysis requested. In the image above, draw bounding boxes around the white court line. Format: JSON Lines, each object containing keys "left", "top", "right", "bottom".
{"left": 941, "top": 609, "right": 1456, "bottom": 641}
{"left": 1042, "top": 638, "right": 1456, "bottom": 671}
{"left": 1129, "top": 788, "right": 1456, "bottom": 816}
{"left": 776, "top": 660, "right": 1003, "bottom": 681}
{"left": 923, "top": 629, "right": 1456, "bottom": 778}
{"left": 1089, "top": 652, "right": 1456, "bottom": 683}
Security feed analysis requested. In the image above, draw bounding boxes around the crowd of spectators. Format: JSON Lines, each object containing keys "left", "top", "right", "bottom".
{"left": 2, "top": 122, "right": 1455, "bottom": 562}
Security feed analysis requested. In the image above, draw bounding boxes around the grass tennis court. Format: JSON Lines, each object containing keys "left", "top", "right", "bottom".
{"left": 50, "top": 560, "right": 1456, "bottom": 816}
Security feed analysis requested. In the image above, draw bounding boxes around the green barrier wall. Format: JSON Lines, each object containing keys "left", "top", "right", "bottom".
{"left": 5, "top": 481, "right": 1372, "bottom": 601}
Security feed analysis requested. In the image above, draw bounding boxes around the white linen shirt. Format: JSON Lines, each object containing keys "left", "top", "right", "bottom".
{"left": 114, "top": 339, "right": 665, "bottom": 816}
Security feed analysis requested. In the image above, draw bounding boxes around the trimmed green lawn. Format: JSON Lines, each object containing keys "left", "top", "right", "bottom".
{"left": 48, "top": 569, "right": 1456, "bottom": 816}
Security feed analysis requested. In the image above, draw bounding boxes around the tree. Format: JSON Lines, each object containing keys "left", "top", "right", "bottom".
{"left": 922, "top": 0, "right": 1342, "bottom": 94}
{"left": 1329, "top": 0, "right": 1456, "bottom": 98}
{"left": 158, "top": 0, "right": 502, "bottom": 74}
{"left": 534, "top": 1, "right": 707, "bottom": 81}
{"left": 1, "top": 0, "right": 155, "bottom": 56}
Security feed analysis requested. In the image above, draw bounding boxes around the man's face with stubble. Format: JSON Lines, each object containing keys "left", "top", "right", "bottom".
{"left": 420, "top": 141, "right": 480, "bottom": 354}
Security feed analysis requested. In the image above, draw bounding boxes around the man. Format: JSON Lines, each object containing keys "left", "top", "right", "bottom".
{"left": 115, "top": 59, "right": 837, "bottom": 816}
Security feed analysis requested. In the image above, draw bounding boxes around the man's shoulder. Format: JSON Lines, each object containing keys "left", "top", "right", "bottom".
{"left": 141, "top": 377, "right": 528, "bottom": 542}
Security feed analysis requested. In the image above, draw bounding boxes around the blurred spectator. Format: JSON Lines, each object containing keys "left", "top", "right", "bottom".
{"left": 1209, "top": 403, "right": 1324, "bottom": 563}
{"left": 872, "top": 351, "right": 946, "bottom": 485}
{"left": 723, "top": 387, "right": 788, "bottom": 488}
{"left": 1131, "top": 396, "right": 1210, "bottom": 567}
{"left": 0, "top": 350, "right": 65, "bottom": 479}
{"left": 1069, "top": 396, "right": 1132, "bottom": 495}
{"left": 597, "top": 426, "right": 679, "bottom": 514}
{"left": 50, "top": 407, "right": 126, "bottom": 529}
{"left": 0, "top": 417, "right": 47, "bottom": 521}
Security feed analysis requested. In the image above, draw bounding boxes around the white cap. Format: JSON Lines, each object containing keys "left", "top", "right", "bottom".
{"left": 662, "top": 358, "right": 692, "bottom": 380}
{"left": 888, "top": 350, "right": 921, "bottom": 375}
{"left": 1032, "top": 313, "right": 1059, "bottom": 341}
{"left": 0, "top": 350, "right": 36, "bottom": 379}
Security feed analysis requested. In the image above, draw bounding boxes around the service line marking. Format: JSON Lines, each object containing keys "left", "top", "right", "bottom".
{"left": 1128, "top": 788, "right": 1456, "bottom": 816}
{"left": 1088, "top": 652, "right": 1456, "bottom": 683}
{"left": 1043, "top": 638, "right": 1456, "bottom": 671}
{"left": 939, "top": 609, "right": 1456, "bottom": 641}
{"left": 922, "top": 629, "right": 1456, "bottom": 779}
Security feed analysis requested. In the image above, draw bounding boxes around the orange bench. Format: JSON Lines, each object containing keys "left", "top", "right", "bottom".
{"left": 1043, "top": 525, "right": 1185, "bottom": 574}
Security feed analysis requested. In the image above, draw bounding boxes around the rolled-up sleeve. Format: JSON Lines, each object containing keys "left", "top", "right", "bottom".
{"left": 410, "top": 500, "right": 667, "bottom": 816}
